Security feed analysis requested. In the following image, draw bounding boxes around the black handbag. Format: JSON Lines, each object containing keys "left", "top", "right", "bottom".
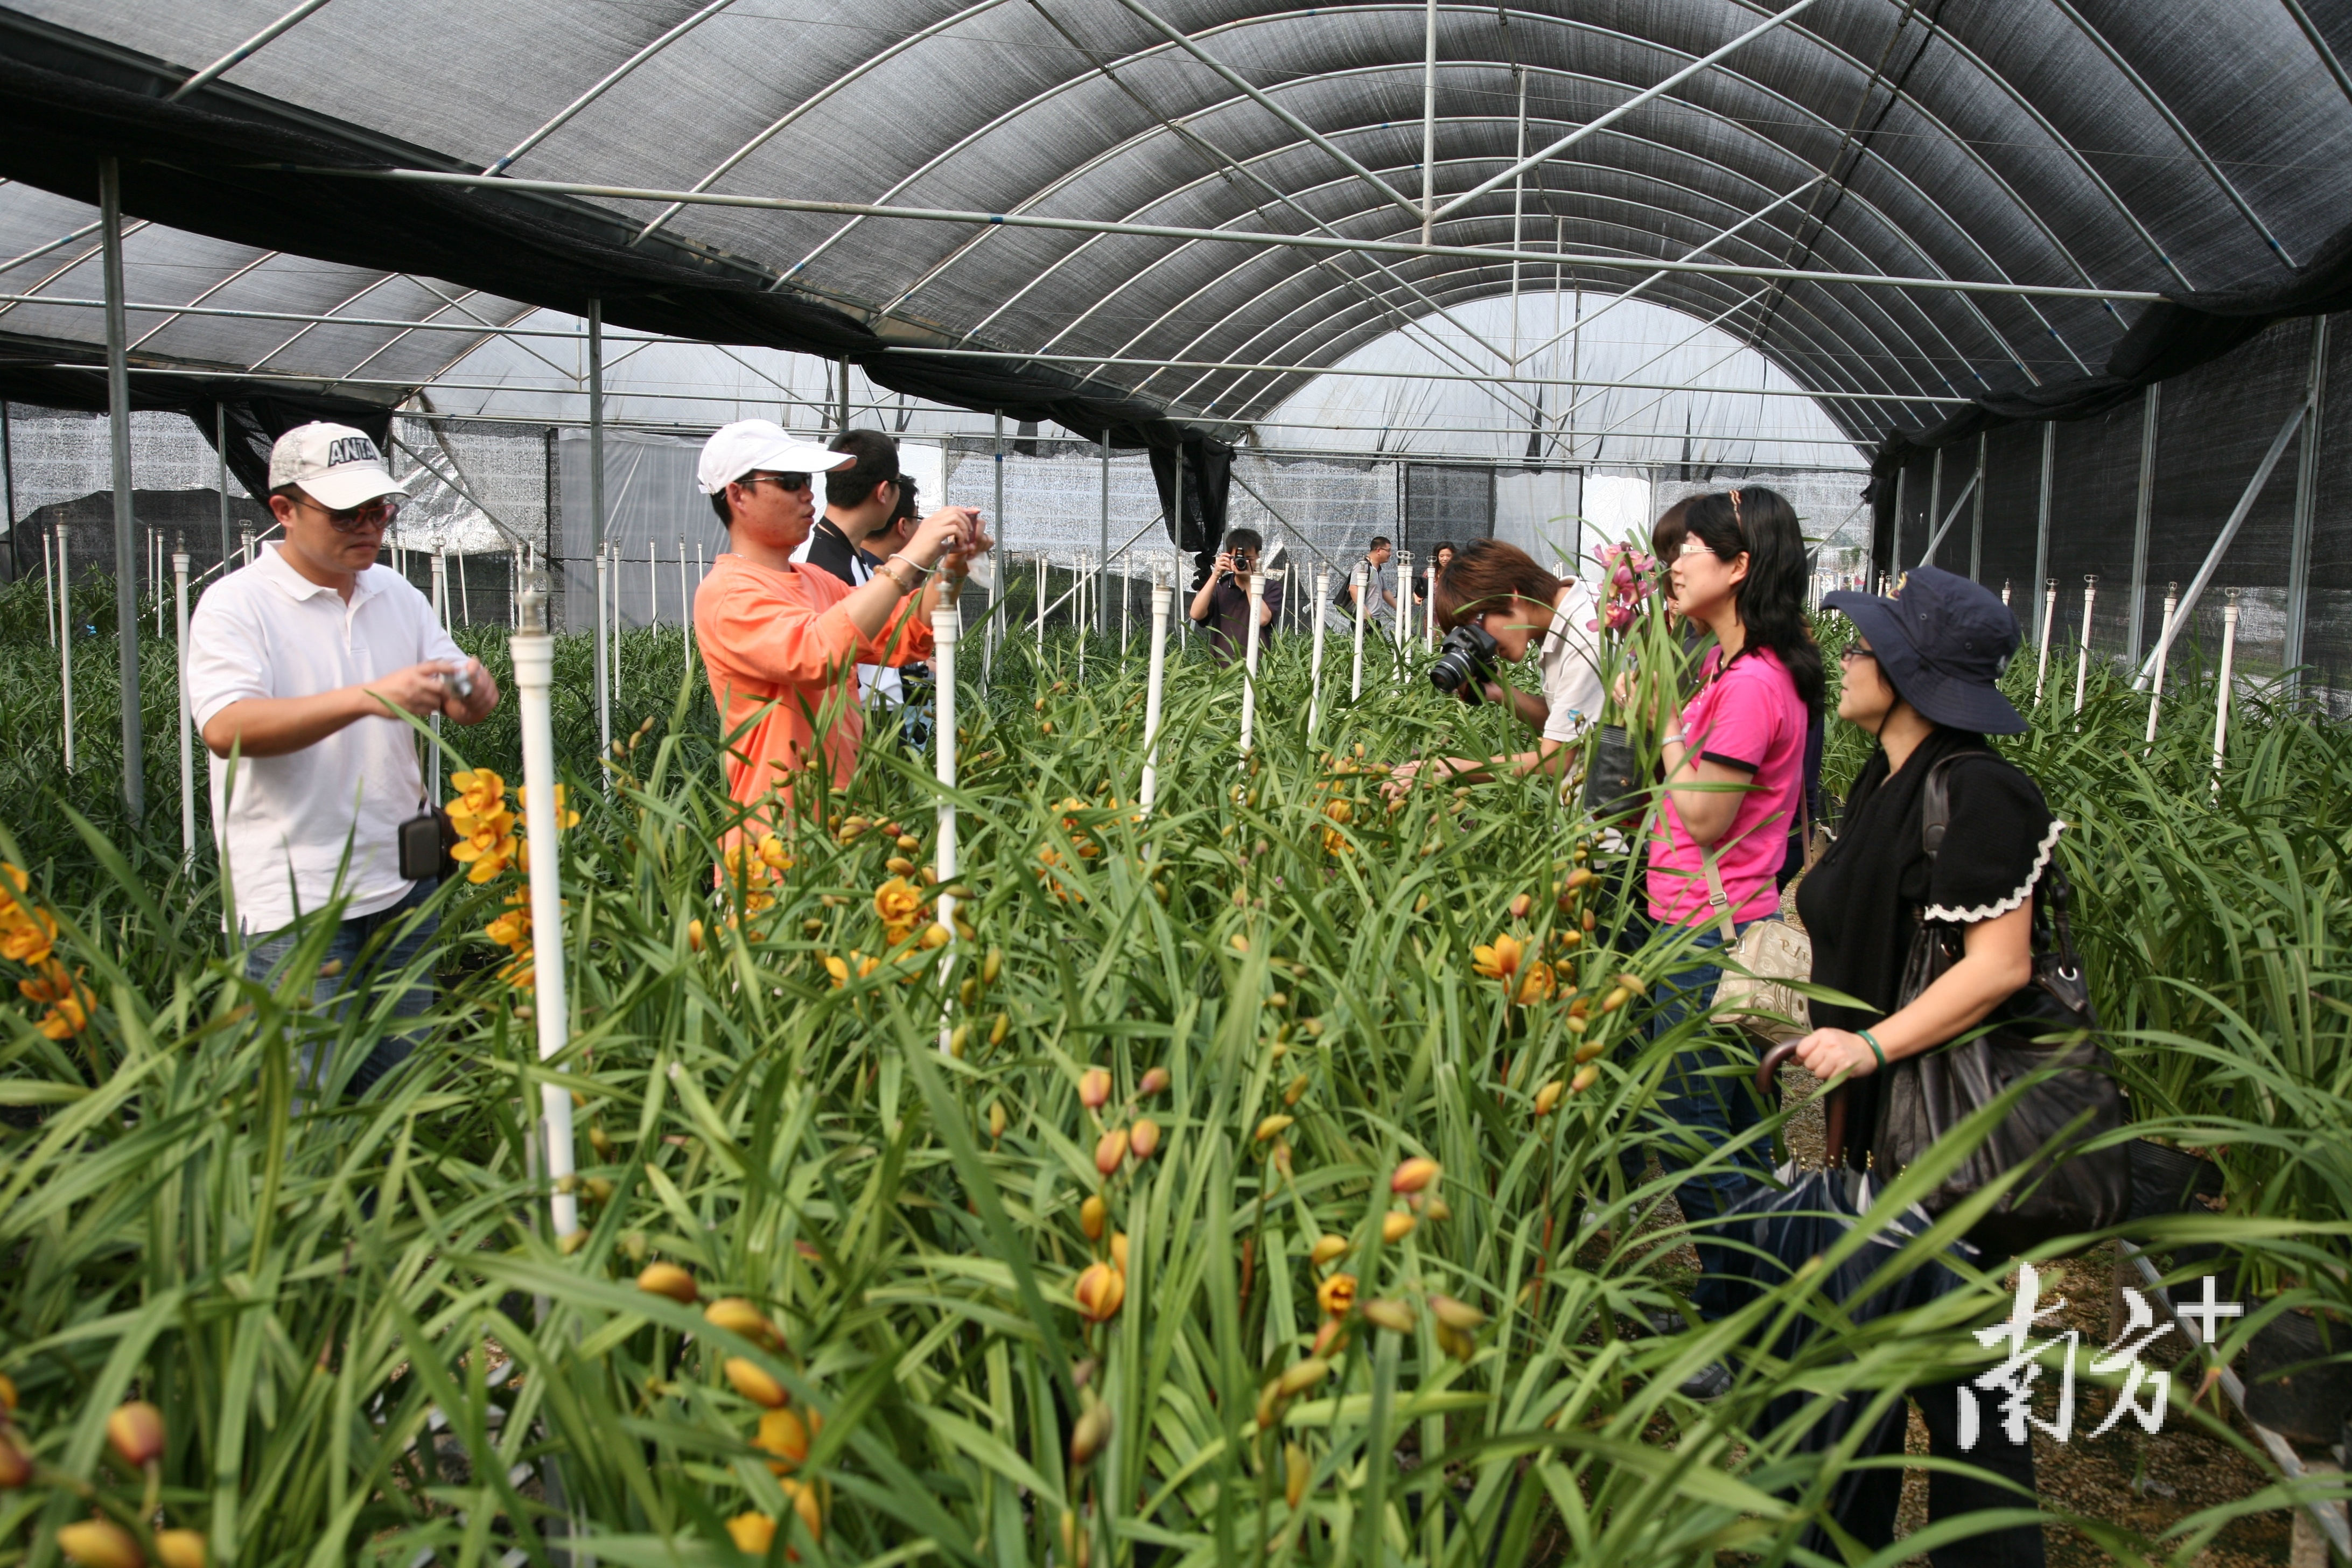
{"left": 1580, "top": 723, "right": 1646, "bottom": 822}
{"left": 1869, "top": 753, "right": 2130, "bottom": 1255}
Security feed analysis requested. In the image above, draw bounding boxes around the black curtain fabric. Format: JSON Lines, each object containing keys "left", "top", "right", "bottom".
{"left": 0, "top": 20, "right": 1231, "bottom": 492}
{"left": 1148, "top": 437, "right": 1234, "bottom": 585}
{"left": 1863, "top": 217, "right": 2352, "bottom": 571}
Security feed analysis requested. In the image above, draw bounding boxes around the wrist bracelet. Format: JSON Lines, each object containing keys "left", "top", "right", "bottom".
{"left": 1857, "top": 1028, "right": 1887, "bottom": 1070}
{"left": 878, "top": 561, "right": 919, "bottom": 595}
{"left": 1663, "top": 732, "right": 1686, "bottom": 748}
{"left": 886, "top": 551, "right": 935, "bottom": 582}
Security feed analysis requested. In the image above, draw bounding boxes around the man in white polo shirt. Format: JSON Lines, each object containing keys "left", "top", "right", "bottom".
{"left": 188, "top": 422, "right": 499, "bottom": 1093}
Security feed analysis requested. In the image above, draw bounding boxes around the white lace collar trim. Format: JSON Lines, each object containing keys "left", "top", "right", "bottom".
{"left": 1921, "top": 818, "right": 2067, "bottom": 923}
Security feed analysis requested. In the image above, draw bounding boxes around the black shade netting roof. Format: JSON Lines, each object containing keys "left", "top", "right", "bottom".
{"left": 2, "top": 0, "right": 2351, "bottom": 450}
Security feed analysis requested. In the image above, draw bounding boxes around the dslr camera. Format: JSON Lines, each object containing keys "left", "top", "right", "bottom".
{"left": 1428, "top": 623, "right": 1501, "bottom": 702}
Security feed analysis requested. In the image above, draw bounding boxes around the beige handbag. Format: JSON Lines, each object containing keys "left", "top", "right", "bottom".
{"left": 1701, "top": 849, "right": 1813, "bottom": 1046}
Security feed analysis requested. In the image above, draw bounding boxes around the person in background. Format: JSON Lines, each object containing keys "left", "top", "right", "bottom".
{"left": 188, "top": 422, "right": 500, "bottom": 1094}
{"left": 1381, "top": 540, "right": 1601, "bottom": 793}
{"left": 1794, "top": 565, "right": 2056, "bottom": 1567}
{"left": 1412, "top": 541, "right": 1457, "bottom": 619}
{"left": 861, "top": 475, "right": 934, "bottom": 748}
{"left": 1615, "top": 486, "right": 1822, "bottom": 1385}
{"left": 1189, "top": 527, "right": 1282, "bottom": 663}
{"left": 694, "top": 419, "right": 988, "bottom": 835}
{"left": 792, "top": 428, "right": 901, "bottom": 711}
{"left": 1331, "top": 534, "right": 1396, "bottom": 632}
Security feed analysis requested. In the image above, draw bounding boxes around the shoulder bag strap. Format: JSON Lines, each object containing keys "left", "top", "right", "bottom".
{"left": 1699, "top": 848, "right": 1741, "bottom": 947}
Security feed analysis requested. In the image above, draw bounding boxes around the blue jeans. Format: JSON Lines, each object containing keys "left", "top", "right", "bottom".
{"left": 244, "top": 878, "right": 438, "bottom": 1099}
{"left": 1623, "top": 919, "right": 1771, "bottom": 1319}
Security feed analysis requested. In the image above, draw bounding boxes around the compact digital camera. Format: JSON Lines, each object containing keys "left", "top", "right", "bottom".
{"left": 1428, "top": 624, "right": 1501, "bottom": 701}
{"left": 443, "top": 662, "right": 474, "bottom": 702}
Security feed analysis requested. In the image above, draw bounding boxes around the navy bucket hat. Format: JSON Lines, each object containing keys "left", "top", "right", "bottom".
{"left": 1822, "top": 565, "right": 2026, "bottom": 735}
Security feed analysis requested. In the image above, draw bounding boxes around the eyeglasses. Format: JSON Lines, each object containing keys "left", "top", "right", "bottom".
{"left": 740, "top": 471, "right": 814, "bottom": 493}
{"left": 1839, "top": 643, "right": 1878, "bottom": 666}
{"left": 299, "top": 495, "right": 400, "bottom": 533}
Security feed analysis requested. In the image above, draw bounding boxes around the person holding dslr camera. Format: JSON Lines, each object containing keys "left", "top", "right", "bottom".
{"left": 1382, "top": 540, "right": 1603, "bottom": 796}
{"left": 1188, "top": 527, "right": 1282, "bottom": 663}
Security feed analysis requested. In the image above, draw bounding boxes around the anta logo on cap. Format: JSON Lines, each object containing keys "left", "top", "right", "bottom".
{"left": 326, "top": 435, "right": 379, "bottom": 467}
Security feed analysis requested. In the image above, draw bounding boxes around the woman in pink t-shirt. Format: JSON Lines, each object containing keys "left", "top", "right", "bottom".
{"left": 1620, "top": 487, "right": 1823, "bottom": 1368}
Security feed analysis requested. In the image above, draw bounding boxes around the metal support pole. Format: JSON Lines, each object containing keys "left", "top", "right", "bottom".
{"left": 1926, "top": 450, "right": 1941, "bottom": 571}
{"left": 589, "top": 298, "right": 611, "bottom": 766}
{"left": 1968, "top": 431, "right": 1986, "bottom": 582}
{"left": 2033, "top": 422, "right": 2053, "bottom": 598}
{"left": 459, "top": 548, "right": 472, "bottom": 624}
{"left": 1419, "top": 0, "right": 1437, "bottom": 247}
{"left": 1890, "top": 466, "right": 1907, "bottom": 581}
{"left": 836, "top": 355, "right": 851, "bottom": 434}
{"left": 217, "top": 403, "right": 232, "bottom": 571}
{"left": 2, "top": 401, "right": 15, "bottom": 588}
{"left": 677, "top": 536, "right": 690, "bottom": 654}
{"left": 59, "top": 521, "right": 74, "bottom": 769}
{"left": 2283, "top": 314, "right": 2327, "bottom": 690}
{"left": 988, "top": 411, "right": 1005, "bottom": 687}
{"left": 933, "top": 603, "right": 960, "bottom": 1051}
{"left": 173, "top": 550, "right": 193, "bottom": 863}
{"left": 511, "top": 564, "right": 578, "bottom": 1241}
{"left": 2075, "top": 575, "right": 2097, "bottom": 715}
{"left": 1350, "top": 561, "right": 1368, "bottom": 700}
{"left": 594, "top": 548, "right": 610, "bottom": 762}
{"left": 2135, "top": 395, "right": 2307, "bottom": 690}
{"left": 1035, "top": 552, "right": 1047, "bottom": 666}
{"left": 1098, "top": 431, "right": 1111, "bottom": 638}
{"left": 41, "top": 521, "right": 56, "bottom": 649}
{"left": 1308, "top": 564, "right": 1331, "bottom": 737}
{"left": 1917, "top": 468, "right": 1981, "bottom": 569}
{"left": 1139, "top": 570, "right": 1170, "bottom": 819}
{"left": 100, "top": 157, "right": 143, "bottom": 819}
{"left": 1392, "top": 550, "right": 1411, "bottom": 683}
{"left": 1240, "top": 568, "right": 1269, "bottom": 759}
{"left": 2213, "top": 589, "right": 2241, "bottom": 800}
{"left": 2127, "top": 383, "right": 2159, "bottom": 664}
{"left": 645, "top": 541, "right": 655, "bottom": 629}
{"left": 2145, "top": 582, "right": 2178, "bottom": 746}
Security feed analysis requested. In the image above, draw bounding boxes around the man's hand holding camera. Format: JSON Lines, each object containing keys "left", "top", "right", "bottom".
{"left": 368, "top": 658, "right": 497, "bottom": 723}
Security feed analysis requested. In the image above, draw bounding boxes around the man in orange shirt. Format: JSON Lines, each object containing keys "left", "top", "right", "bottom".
{"left": 692, "top": 421, "right": 989, "bottom": 832}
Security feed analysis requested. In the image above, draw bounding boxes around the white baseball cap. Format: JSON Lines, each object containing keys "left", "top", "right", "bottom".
{"left": 268, "top": 422, "right": 406, "bottom": 510}
{"left": 697, "top": 418, "right": 855, "bottom": 495}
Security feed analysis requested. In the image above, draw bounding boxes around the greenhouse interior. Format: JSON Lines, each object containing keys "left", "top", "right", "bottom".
{"left": 4, "top": 1, "right": 2352, "bottom": 1564}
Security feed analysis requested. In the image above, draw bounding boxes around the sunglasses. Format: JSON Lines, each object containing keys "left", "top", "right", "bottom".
{"left": 300, "top": 495, "right": 401, "bottom": 533}
{"left": 740, "top": 471, "right": 814, "bottom": 493}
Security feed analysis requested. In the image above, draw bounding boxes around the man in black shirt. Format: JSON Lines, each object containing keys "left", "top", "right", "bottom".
{"left": 1187, "top": 528, "right": 1282, "bottom": 664}
{"left": 795, "top": 428, "right": 900, "bottom": 586}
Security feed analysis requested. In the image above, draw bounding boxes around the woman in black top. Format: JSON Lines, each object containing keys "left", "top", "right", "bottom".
{"left": 1793, "top": 564, "right": 2057, "bottom": 1568}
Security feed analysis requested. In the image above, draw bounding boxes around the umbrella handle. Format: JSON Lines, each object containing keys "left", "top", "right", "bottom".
{"left": 1755, "top": 1041, "right": 1847, "bottom": 1168}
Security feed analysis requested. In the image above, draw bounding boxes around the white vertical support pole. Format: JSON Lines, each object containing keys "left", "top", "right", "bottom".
{"left": 1121, "top": 547, "right": 1131, "bottom": 652}
{"left": 1140, "top": 569, "right": 1170, "bottom": 819}
{"left": 100, "top": 156, "right": 143, "bottom": 821}
{"left": 58, "top": 521, "right": 74, "bottom": 771}
{"left": 2074, "top": 575, "right": 2098, "bottom": 715}
{"left": 41, "top": 522, "right": 55, "bottom": 649}
{"left": 1035, "top": 552, "right": 1047, "bottom": 666}
{"left": 173, "top": 550, "right": 193, "bottom": 864}
{"left": 2001, "top": 579, "right": 2011, "bottom": 607}
{"left": 1173, "top": 458, "right": 1186, "bottom": 650}
{"left": 429, "top": 552, "right": 446, "bottom": 799}
{"left": 1240, "top": 568, "right": 1268, "bottom": 759}
{"left": 589, "top": 298, "right": 611, "bottom": 767}
{"left": 1418, "top": 0, "right": 1437, "bottom": 247}
{"left": 2127, "top": 383, "right": 2159, "bottom": 665}
{"left": 242, "top": 524, "right": 255, "bottom": 569}
{"left": 153, "top": 531, "right": 164, "bottom": 636}
{"left": 1968, "top": 430, "right": 1986, "bottom": 583}
{"left": 932, "top": 603, "right": 961, "bottom": 1051}
{"left": 594, "top": 549, "right": 611, "bottom": 764}
{"left": 988, "top": 411, "right": 1005, "bottom": 687}
{"left": 1098, "top": 431, "right": 1111, "bottom": 639}
{"left": 1307, "top": 565, "right": 1331, "bottom": 737}
{"left": 2145, "top": 581, "right": 2178, "bottom": 746}
{"left": 1350, "top": 561, "right": 1368, "bottom": 700}
{"left": 1925, "top": 451, "right": 1941, "bottom": 576}
{"left": 458, "top": 549, "right": 472, "bottom": 625}
{"left": 2033, "top": 421, "right": 2054, "bottom": 597}
{"left": 2213, "top": 588, "right": 2239, "bottom": 800}
{"left": 1891, "top": 466, "right": 1907, "bottom": 580}
{"left": 511, "top": 564, "right": 578, "bottom": 1242}
{"left": 677, "top": 536, "right": 690, "bottom": 654}
{"left": 645, "top": 542, "right": 655, "bottom": 631}
{"left": 1076, "top": 551, "right": 1088, "bottom": 684}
